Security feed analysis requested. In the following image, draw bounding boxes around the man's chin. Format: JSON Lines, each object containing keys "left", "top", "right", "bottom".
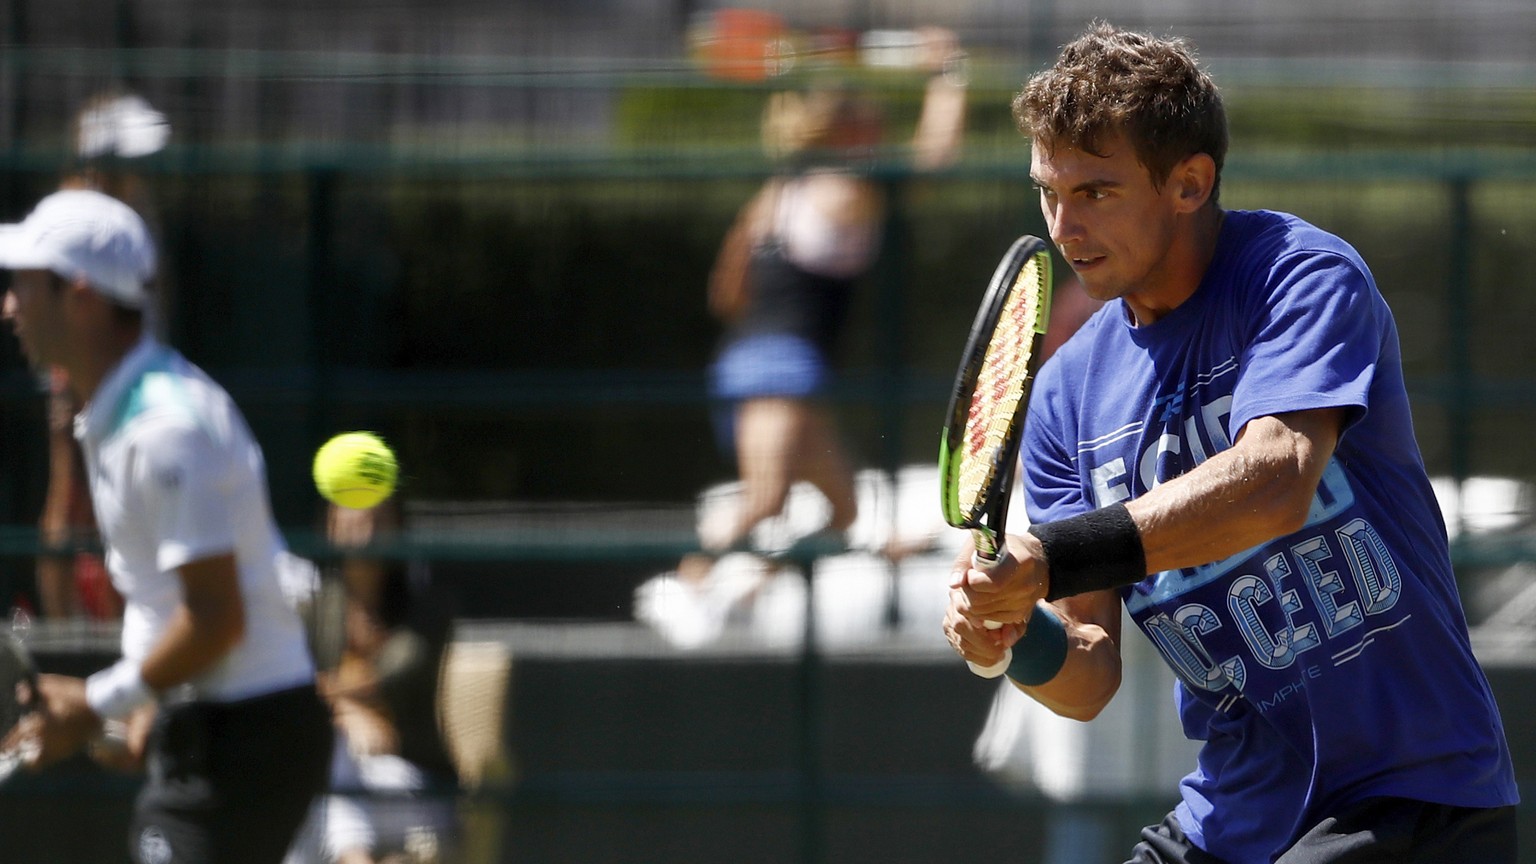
{"left": 11, "top": 341, "right": 43, "bottom": 372}
{"left": 1077, "top": 281, "right": 1124, "bottom": 303}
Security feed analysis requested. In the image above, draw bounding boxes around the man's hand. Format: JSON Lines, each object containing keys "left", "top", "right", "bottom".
{"left": 5, "top": 674, "right": 102, "bottom": 771}
{"left": 89, "top": 704, "right": 155, "bottom": 773}
{"left": 335, "top": 698, "right": 399, "bottom": 758}
{"left": 955, "top": 533, "right": 1051, "bottom": 623}
{"left": 942, "top": 534, "right": 1051, "bottom": 669}
{"left": 944, "top": 586, "right": 1016, "bottom": 671}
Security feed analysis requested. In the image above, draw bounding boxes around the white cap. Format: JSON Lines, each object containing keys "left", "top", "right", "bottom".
{"left": 0, "top": 189, "right": 157, "bottom": 309}
{"left": 77, "top": 94, "right": 171, "bottom": 160}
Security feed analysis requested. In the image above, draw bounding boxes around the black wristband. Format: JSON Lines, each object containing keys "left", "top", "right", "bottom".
{"left": 1029, "top": 502, "right": 1147, "bottom": 601}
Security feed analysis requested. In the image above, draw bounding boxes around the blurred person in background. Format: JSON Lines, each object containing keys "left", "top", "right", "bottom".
{"left": 1, "top": 187, "right": 331, "bottom": 864}
{"left": 35, "top": 91, "right": 170, "bottom": 620}
{"left": 682, "top": 25, "right": 967, "bottom": 582}
{"left": 945, "top": 22, "right": 1517, "bottom": 864}
{"left": 288, "top": 499, "right": 459, "bottom": 864}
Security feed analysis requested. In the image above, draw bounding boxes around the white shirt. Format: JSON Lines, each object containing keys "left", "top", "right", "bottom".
{"left": 75, "top": 337, "right": 315, "bottom": 702}
{"left": 773, "top": 173, "right": 881, "bottom": 280}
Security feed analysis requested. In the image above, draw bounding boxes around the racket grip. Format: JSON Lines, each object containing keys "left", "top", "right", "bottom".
{"left": 965, "top": 548, "right": 1012, "bottom": 679}
{"left": 967, "top": 623, "right": 1012, "bottom": 678}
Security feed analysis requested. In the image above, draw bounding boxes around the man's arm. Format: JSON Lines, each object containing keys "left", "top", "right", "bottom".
{"left": 1017, "top": 590, "right": 1123, "bottom": 721}
{"left": 19, "top": 553, "right": 245, "bottom": 769}
{"left": 138, "top": 552, "right": 246, "bottom": 691}
{"left": 949, "top": 406, "right": 1344, "bottom": 716}
{"left": 948, "top": 556, "right": 1124, "bottom": 720}
{"left": 1128, "top": 408, "right": 1344, "bottom": 575}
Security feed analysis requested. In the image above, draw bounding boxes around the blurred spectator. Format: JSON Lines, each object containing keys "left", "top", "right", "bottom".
{"left": 682, "top": 26, "right": 967, "bottom": 585}
{"left": 288, "top": 500, "right": 460, "bottom": 864}
{"left": 35, "top": 92, "right": 169, "bottom": 620}
{"left": 35, "top": 364, "right": 115, "bottom": 620}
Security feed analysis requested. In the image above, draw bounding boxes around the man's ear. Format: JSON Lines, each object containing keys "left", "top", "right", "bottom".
{"left": 1171, "top": 153, "right": 1217, "bottom": 214}
{"left": 61, "top": 275, "right": 111, "bottom": 321}
{"left": 62, "top": 275, "right": 93, "bottom": 305}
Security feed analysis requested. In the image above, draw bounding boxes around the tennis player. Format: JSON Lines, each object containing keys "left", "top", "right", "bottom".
{"left": 943, "top": 22, "right": 1518, "bottom": 863}
{"left": 1, "top": 188, "right": 332, "bottom": 864}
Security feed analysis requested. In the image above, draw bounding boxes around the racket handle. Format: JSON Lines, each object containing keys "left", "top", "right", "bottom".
{"left": 967, "top": 622, "right": 1012, "bottom": 678}
{"left": 966, "top": 548, "right": 1012, "bottom": 679}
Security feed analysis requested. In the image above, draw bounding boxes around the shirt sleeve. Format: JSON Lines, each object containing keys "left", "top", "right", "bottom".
{"left": 1229, "top": 249, "right": 1385, "bottom": 438}
{"left": 131, "top": 419, "right": 238, "bottom": 574}
{"left": 1023, "top": 356, "right": 1091, "bottom": 524}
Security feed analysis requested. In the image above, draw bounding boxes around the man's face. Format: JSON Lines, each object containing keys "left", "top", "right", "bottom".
{"left": 2, "top": 269, "right": 64, "bottom": 370}
{"left": 1029, "top": 131, "right": 1185, "bottom": 311}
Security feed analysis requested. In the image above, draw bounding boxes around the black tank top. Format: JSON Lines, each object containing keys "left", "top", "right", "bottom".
{"left": 724, "top": 240, "right": 857, "bottom": 357}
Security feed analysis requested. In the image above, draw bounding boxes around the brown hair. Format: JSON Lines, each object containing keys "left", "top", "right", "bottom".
{"left": 1013, "top": 21, "right": 1228, "bottom": 202}
{"left": 761, "top": 85, "right": 882, "bottom": 162}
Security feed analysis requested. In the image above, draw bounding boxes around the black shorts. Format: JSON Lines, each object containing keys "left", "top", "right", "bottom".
{"left": 131, "top": 684, "right": 334, "bottom": 864}
{"left": 1125, "top": 798, "right": 1517, "bottom": 864}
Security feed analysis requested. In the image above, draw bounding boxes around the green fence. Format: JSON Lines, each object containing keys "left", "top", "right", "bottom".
{"left": 4, "top": 144, "right": 1535, "bottom": 548}
{"left": 1, "top": 45, "right": 1535, "bottom": 864}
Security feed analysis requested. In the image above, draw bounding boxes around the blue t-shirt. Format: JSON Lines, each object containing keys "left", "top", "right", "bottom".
{"left": 1024, "top": 210, "right": 1518, "bottom": 863}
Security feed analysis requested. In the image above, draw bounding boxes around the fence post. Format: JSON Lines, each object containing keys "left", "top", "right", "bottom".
{"left": 874, "top": 174, "right": 910, "bottom": 629}
{"left": 1446, "top": 175, "right": 1473, "bottom": 543}
{"left": 795, "top": 553, "right": 825, "bottom": 864}
{"left": 305, "top": 167, "right": 339, "bottom": 464}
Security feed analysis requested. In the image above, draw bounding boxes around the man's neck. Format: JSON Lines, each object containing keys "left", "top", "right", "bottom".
{"left": 1124, "top": 205, "right": 1227, "bottom": 326}
{"left": 1192, "top": 205, "right": 1226, "bottom": 279}
{"left": 69, "top": 324, "right": 145, "bottom": 405}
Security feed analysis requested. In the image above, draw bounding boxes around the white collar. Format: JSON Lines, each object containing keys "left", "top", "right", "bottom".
{"left": 74, "top": 335, "right": 168, "bottom": 446}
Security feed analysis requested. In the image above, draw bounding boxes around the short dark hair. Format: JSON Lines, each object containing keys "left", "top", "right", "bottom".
{"left": 1013, "top": 21, "right": 1228, "bottom": 202}
{"left": 49, "top": 271, "right": 145, "bottom": 327}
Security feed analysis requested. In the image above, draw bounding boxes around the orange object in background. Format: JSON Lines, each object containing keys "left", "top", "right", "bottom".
{"left": 696, "top": 8, "right": 789, "bottom": 81}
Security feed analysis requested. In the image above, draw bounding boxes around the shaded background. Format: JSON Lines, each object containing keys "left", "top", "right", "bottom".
{"left": 0, "top": 2, "right": 1534, "bottom": 862}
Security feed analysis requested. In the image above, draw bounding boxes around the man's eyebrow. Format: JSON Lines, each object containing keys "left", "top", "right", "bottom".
{"left": 1030, "top": 175, "right": 1122, "bottom": 193}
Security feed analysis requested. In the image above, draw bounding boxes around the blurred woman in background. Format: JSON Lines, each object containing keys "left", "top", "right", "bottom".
{"left": 684, "top": 27, "right": 967, "bottom": 580}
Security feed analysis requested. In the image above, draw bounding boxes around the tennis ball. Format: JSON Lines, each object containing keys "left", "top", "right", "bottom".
{"left": 313, "top": 432, "right": 398, "bottom": 510}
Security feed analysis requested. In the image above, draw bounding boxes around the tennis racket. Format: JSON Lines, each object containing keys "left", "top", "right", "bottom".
{"left": 939, "top": 235, "right": 1053, "bottom": 678}
{"left": 0, "top": 626, "right": 39, "bottom": 782}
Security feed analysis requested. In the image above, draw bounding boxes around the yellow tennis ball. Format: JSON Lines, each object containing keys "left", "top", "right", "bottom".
{"left": 313, "top": 432, "right": 398, "bottom": 510}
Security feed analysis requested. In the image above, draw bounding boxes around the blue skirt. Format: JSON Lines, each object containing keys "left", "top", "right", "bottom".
{"left": 708, "top": 334, "right": 832, "bottom": 457}
{"left": 709, "top": 334, "right": 830, "bottom": 400}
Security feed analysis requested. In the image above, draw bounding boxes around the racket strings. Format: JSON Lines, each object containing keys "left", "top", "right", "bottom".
{"left": 957, "top": 258, "right": 1047, "bottom": 512}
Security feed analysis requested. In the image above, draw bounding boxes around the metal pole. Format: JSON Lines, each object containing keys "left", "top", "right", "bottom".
{"left": 1446, "top": 176, "right": 1473, "bottom": 542}
{"left": 795, "top": 554, "right": 825, "bottom": 864}
{"left": 875, "top": 175, "right": 909, "bottom": 629}
{"left": 305, "top": 169, "right": 339, "bottom": 510}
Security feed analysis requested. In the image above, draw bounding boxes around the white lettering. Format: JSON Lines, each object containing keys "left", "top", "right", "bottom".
{"left": 1293, "top": 535, "right": 1363, "bottom": 638}
{"left": 1138, "top": 433, "right": 1182, "bottom": 491}
{"left": 1338, "top": 519, "right": 1402, "bottom": 614}
{"left": 1184, "top": 414, "right": 1209, "bottom": 465}
{"left": 1202, "top": 394, "right": 1233, "bottom": 451}
{"left": 1091, "top": 458, "right": 1131, "bottom": 507}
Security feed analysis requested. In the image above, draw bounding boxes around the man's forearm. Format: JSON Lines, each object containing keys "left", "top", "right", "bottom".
{"left": 1127, "top": 411, "right": 1339, "bottom": 576}
{"left": 1019, "top": 595, "right": 1123, "bottom": 721}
